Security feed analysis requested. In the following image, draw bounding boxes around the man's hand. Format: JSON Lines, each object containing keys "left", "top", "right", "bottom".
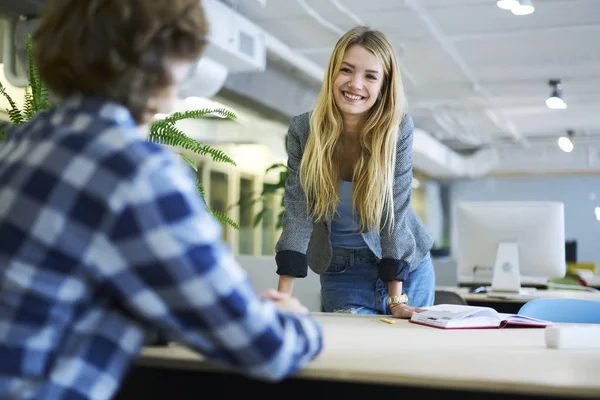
{"left": 261, "top": 289, "right": 309, "bottom": 315}
{"left": 389, "top": 303, "right": 425, "bottom": 319}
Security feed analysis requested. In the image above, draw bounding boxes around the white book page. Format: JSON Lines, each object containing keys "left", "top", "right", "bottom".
{"left": 418, "top": 304, "right": 499, "bottom": 320}
{"left": 412, "top": 304, "right": 501, "bottom": 327}
{"left": 498, "top": 313, "right": 552, "bottom": 325}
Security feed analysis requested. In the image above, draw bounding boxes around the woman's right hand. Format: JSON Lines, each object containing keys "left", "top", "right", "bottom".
{"left": 261, "top": 289, "right": 308, "bottom": 315}
{"left": 277, "top": 275, "right": 296, "bottom": 294}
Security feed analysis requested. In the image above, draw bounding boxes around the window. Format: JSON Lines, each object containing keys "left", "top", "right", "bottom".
{"left": 261, "top": 190, "right": 277, "bottom": 255}
{"left": 238, "top": 176, "right": 255, "bottom": 254}
{"left": 210, "top": 170, "right": 229, "bottom": 241}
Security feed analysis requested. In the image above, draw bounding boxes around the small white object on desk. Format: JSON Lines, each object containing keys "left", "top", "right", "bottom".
{"left": 545, "top": 325, "right": 600, "bottom": 349}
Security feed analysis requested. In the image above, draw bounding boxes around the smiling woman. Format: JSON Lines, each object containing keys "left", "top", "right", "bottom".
{"left": 274, "top": 25, "right": 435, "bottom": 320}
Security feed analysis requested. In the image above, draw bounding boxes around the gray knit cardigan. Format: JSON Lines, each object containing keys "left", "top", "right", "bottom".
{"left": 274, "top": 111, "right": 433, "bottom": 283}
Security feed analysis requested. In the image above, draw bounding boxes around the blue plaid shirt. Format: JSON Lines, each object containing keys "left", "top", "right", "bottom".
{"left": 0, "top": 95, "right": 323, "bottom": 400}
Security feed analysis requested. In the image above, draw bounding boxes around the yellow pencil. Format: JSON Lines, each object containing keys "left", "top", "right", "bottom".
{"left": 379, "top": 317, "right": 396, "bottom": 324}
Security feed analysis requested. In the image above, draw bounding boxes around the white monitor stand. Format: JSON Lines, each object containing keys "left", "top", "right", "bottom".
{"left": 490, "top": 242, "right": 536, "bottom": 295}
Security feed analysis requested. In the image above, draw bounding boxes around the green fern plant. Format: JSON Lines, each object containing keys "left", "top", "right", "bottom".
{"left": 148, "top": 109, "right": 240, "bottom": 230}
{"left": 235, "top": 134, "right": 288, "bottom": 229}
{"left": 0, "top": 35, "right": 239, "bottom": 230}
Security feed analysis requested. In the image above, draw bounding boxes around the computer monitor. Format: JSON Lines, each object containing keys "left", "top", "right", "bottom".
{"left": 565, "top": 240, "right": 577, "bottom": 263}
{"left": 455, "top": 201, "right": 566, "bottom": 293}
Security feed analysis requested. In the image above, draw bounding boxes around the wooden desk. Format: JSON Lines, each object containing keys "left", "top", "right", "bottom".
{"left": 115, "top": 313, "right": 600, "bottom": 399}
{"left": 438, "top": 286, "right": 600, "bottom": 313}
{"left": 459, "top": 276, "right": 600, "bottom": 290}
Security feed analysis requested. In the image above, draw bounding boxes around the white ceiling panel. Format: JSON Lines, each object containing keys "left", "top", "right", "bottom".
{"left": 400, "top": 39, "right": 473, "bottom": 85}
{"left": 255, "top": 15, "right": 342, "bottom": 48}
{"left": 428, "top": 0, "right": 600, "bottom": 37}
{"left": 324, "top": 0, "right": 412, "bottom": 12}
{"left": 359, "top": 11, "right": 433, "bottom": 40}
{"left": 455, "top": 27, "right": 600, "bottom": 82}
{"left": 219, "top": 0, "right": 309, "bottom": 21}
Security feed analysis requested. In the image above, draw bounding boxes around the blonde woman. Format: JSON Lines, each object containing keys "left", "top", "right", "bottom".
{"left": 275, "top": 26, "right": 435, "bottom": 319}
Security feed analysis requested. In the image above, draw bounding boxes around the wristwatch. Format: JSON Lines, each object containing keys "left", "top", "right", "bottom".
{"left": 386, "top": 293, "right": 409, "bottom": 307}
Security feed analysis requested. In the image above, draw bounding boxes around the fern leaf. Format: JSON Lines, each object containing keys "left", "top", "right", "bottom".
{"left": 23, "top": 89, "right": 35, "bottom": 121}
{"left": 179, "top": 153, "right": 198, "bottom": 172}
{"left": 265, "top": 163, "right": 287, "bottom": 173}
{"left": 26, "top": 36, "right": 39, "bottom": 113}
{"left": 149, "top": 123, "right": 207, "bottom": 153}
{"left": 197, "top": 144, "right": 236, "bottom": 166}
{"left": 194, "top": 181, "right": 238, "bottom": 230}
{"left": 149, "top": 122, "right": 236, "bottom": 166}
{"left": 196, "top": 181, "right": 207, "bottom": 205}
{"left": 210, "top": 208, "right": 240, "bottom": 231}
{"left": 0, "top": 83, "right": 24, "bottom": 125}
{"left": 0, "top": 129, "right": 6, "bottom": 142}
{"left": 253, "top": 208, "right": 266, "bottom": 228}
{"left": 164, "top": 108, "right": 237, "bottom": 124}
{"left": 26, "top": 35, "right": 50, "bottom": 113}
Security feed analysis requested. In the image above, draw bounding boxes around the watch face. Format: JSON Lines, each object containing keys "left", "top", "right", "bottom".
{"left": 387, "top": 294, "right": 408, "bottom": 305}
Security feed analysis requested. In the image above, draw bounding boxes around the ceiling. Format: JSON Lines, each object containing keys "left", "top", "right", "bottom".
{"left": 2, "top": 0, "right": 599, "bottom": 176}
{"left": 219, "top": 0, "right": 600, "bottom": 174}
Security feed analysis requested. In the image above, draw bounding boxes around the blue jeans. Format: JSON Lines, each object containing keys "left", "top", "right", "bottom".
{"left": 320, "top": 246, "right": 435, "bottom": 314}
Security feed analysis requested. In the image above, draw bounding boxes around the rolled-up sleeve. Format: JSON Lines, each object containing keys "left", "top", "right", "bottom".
{"left": 274, "top": 115, "right": 314, "bottom": 278}
{"left": 378, "top": 114, "right": 417, "bottom": 283}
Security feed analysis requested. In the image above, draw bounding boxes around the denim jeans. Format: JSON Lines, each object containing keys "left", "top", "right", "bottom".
{"left": 320, "top": 246, "right": 435, "bottom": 314}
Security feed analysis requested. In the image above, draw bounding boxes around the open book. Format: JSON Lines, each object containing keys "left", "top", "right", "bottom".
{"left": 409, "top": 304, "right": 553, "bottom": 329}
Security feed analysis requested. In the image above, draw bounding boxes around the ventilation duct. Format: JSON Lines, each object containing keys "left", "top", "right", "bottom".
{"left": 179, "top": 57, "right": 229, "bottom": 98}
{"left": 156, "top": 0, "right": 272, "bottom": 98}
{"left": 202, "top": 0, "right": 266, "bottom": 74}
{"left": 412, "top": 127, "right": 497, "bottom": 178}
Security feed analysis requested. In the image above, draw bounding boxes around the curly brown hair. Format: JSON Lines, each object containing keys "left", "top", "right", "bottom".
{"left": 33, "top": 0, "right": 208, "bottom": 123}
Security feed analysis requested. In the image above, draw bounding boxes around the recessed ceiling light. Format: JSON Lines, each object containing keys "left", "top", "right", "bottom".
{"left": 558, "top": 130, "right": 574, "bottom": 153}
{"left": 512, "top": 0, "right": 535, "bottom": 15}
{"left": 496, "top": 0, "right": 519, "bottom": 10}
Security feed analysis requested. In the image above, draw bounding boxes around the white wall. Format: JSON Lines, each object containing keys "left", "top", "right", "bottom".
{"left": 449, "top": 175, "right": 600, "bottom": 267}
{"left": 425, "top": 181, "right": 444, "bottom": 246}
{"left": 235, "top": 255, "right": 322, "bottom": 312}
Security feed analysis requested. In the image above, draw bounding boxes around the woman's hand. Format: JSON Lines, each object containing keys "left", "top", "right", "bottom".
{"left": 261, "top": 289, "right": 309, "bottom": 315}
{"left": 277, "top": 275, "right": 296, "bottom": 294}
{"left": 389, "top": 303, "right": 425, "bottom": 319}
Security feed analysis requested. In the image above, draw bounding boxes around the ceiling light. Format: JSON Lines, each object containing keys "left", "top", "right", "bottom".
{"left": 558, "top": 137, "right": 573, "bottom": 153}
{"left": 546, "top": 79, "right": 567, "bottom": 110}
{"left": 546, "top": 96, "right": 567, "bottom": 109}
{"left": 512, "top": 0, "right": 535, "bottom": 15}
{"left": 496, "top": 0, "right": 519, "bottom": 10}
{"left": 595, "top": 207, "right": 600, "bottom": 222}
{"left": 558, "top": 130, "right": 574, "bottom": 153}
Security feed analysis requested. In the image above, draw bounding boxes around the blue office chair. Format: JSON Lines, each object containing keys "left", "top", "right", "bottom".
{"left": 517, "top": 298, "right": 600, "bottom": 324}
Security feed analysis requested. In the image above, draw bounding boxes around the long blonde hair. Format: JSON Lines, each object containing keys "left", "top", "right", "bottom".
{"left": 299, "top": 26, "right": 406, "bottom": 232}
